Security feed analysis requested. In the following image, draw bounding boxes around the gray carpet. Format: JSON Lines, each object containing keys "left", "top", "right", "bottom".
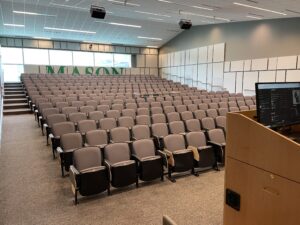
{"left": 0, "top": 114, "right": 224, "bottom": 225}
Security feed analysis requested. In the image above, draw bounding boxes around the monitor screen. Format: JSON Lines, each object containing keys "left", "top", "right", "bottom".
{"left": 256, "top": 82, "right": 300, "bottom": 128}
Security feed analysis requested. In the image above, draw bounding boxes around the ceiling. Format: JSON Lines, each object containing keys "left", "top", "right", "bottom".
{"left": 0, "top": 0, "right": 299, "bottom": 47}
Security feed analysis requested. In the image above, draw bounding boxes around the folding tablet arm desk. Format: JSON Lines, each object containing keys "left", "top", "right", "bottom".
{"left": 224, "top": 110, "right": 300, "bottom": 225}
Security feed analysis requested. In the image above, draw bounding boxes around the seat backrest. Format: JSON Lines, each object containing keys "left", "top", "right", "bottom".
{"left": 78, "top": 120, "right": 97, "bottom": 133}
{"left": 185, "top": 119, "right": 201, "bottom": 132}
{"left": 176, "top": 105, "right": 187, "bottom": 113}
{"left": 151, "top": 101, "right": 161, "bottom": 108}
{"left": 73, "top": 147, "right": 102, "bottom": 172}
{"left": 229, "top": 107, "right": 240, "bottom": 112}
{"left": 151, "top": 107, "right": 163, "bottom": 115}
{"left": 194, "top": 110, "right": 207, "bottom": 120}
{"left": 215, "top": 116, "right": 226, "bottom": 130}
{"left": 110, "top": 127, "right": 130, "bottom": 143}
{"left": 239, "top": 106, "right": 249, "bottom": 111}
{"left": 122, "top": 109, "right": 136, "bottom": 118}
{"left": 118, "top": 116, "right": 135, "bottom": 128}
{"left": 132, "top": 125, "right": 150, "bottom": 140}
{"left": 164, "top": 134, "right": 186, "bottom": 152}
{"left": 104, "top": 143, "right": 130, "bottom": 164}
{"left": 86, "top": 130, "right": 108, "bottom": 146}
{"left": 198, "top": 103, "right": 209, "bottom": 110}
{"left": 201, "top": 117, "right": 216, "bottom": 130}
{"left": 167, "top": 112, "right": 180, "bottom": 123}
{"left": 97, "top": 105, "right": 110, "bottom": 114}
{"left": 169, "top": 121, "right": 185, "bottom": 134}
{"left": 99, "top": 118, "right": 117, "bottom": 130}
{"left": 111, "top": 104, "right": 124, "bottom": 112}
{"left": 137, "top": 108, "right": 149, "bottom": 116}
{"left": 80, "top": 106, "right": 95, "bottom": 114}
{"left": 62, "top": 106, "right": 78, "bottom": 116}
{"left": 206, "top": 109, "right": 218, "bottom": 119}
{"left": 136, "top": 115, "right": 151, "bottom": 126}
{"left": 52, "top": 122, "right": 75, "bottom": 137}
{"left": 86, "top": 100, "right": 98, "bottom": 107}
{"left": 71, "top": 101, "right": 85, "bottom": 108}
{"left": 56, "top": 101, "right": 69, "bottom": 110}
{"left": 132, "top": 139, "right": 155, "bottom": 158}
{"left": 187, "top": 104, "right": 198, "bottom": 112}
{"left": 61, "top": 132, "right": 83, "bottom": 150}
{"left": 218, "top": 108, "right": 228, "bottom": 116}
{"left": 151, "top": 123, "right": 169, "bottom": 138}
{"left": 152, "top": 114, "right": 166, "bottom": 124}
{"left": 88, "top": 111, "right": 104, "bottom": 121}
{"left": 46, "top": 114, "right": 67, "bottom": 127}
{"left": 180, "top": 111, "right": 193, "bottom": 121}
{"left": 219, "top": 102, "right": 228, "bottom": 108}
{"left": 164, "top": 106, "right": 175, "bottom": 114}
{"left": 69, "top": 112, "right": 87, "bottom": 123}
{"left": 186, "top": 131, "right": 207, "bottom": 148}
{"left": 106, "top": 110, "right": 121, "bottom": 119}
{"left": 42, "top": 108, "right": 59, "bottom": 118}
{"left": 228, "top": 101, "right": 238, "bottom": 107}
{"left": 208, "top": 129, "right": 226, "bottom": 144}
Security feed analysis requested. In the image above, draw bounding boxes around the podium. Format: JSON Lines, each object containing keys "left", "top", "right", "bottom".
{"left": 224, "top": 110, "right": 300, "bottom": 225}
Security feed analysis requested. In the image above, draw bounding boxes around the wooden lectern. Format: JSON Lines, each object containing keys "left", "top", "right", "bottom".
{"left": 224, "top": 110, "right": 300, "bottom": 225}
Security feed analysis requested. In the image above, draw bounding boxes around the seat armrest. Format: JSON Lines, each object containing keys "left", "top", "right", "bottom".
{"left": 69, "top": 165, "right": 79, "bottom": 188}
{"left": 157, "top": 150, "right": 168, "bottom": 167}
{"left": 43, "top": 123, "right": 48, "bottom": 128}
{"left": 56, "top": 147, "right": 63, "bottom": 154}
{"left": 84, "top": 143, "right": 90, "bottom": 147}
{"left": 131, "top": 154, "right": 142, "bottom": 162}
{"left": 207, "top": 141, "right": 223, "bottom": 147}
{"left": 103, "top": 160, "right": 112, "bottom": 181}
{"left": 49, "top": 133, "right": 54, "bottom": 139}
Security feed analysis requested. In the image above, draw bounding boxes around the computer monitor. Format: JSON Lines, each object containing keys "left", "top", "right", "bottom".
{"left": 255, "top": 82, "right": 300, "bottom": 128}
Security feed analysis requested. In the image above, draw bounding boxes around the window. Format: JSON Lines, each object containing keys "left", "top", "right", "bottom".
{"left": 73, "top": 51, "right": 94, "bottom": 66}
{"left": 114, "top": 54, "right": 131, "bottom": 68}
{"left": 49, "top": 50, "right": 73, "bottom": 66}
{"left": 23, "top": 48, "right": 49, "bottom": 65}
{"left": 94, "top": 53, "right": 113, "bottom": 67}
{"left": 1, "top": 47, "right": 23, "bottom": 64}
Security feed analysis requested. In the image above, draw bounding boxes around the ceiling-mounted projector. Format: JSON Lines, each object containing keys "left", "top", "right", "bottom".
{"left": 90, "top": 5, "right": 106, "bottom": 19}
{"left": 179, "top": 19, "right": 192, "bottom": 30}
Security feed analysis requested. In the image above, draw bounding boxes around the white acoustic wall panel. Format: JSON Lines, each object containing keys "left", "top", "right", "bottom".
{"left": 276, "top": 71, "right": 286, "bottom": 82}
{"left": 131, "top": 68, "right": 141, "bottom": 75}
{"left": 243, "top": 72, "right": 258, "bottom": 95}
{"left": 190, "top": 48, "right": 198, "bottom": 65}
{"left": 185, "top": 65, "right": 193, "bottom": 80}
{"left": 212, "top": 62, "right": 224, "bottom": 91}
{"left": 180, "top": 66, "right": 185, "bottom": 78}
{"left": 251, "top": 58, "right": 268, "bottom": 71}
{"left": 277, "top": 56, "right": 297, "bottom": 69}
{"left": 207, "top": 63, "right": 213, "bottom": 91}
{"left": 213, "top": 43, "right": 225, "bottom": 62}
{"left": 244, "top": 60, "right": 252, "bottom": 71}
{"left": 149, "top": 48, "right": 158, "bottom": 55}
{"left": 141, "top": 48, "right": 150, "bottom": 55}
{"left": 259, "top": 71, "right": 276, "bottom": 82}
{"left": 136, "top": 55, "right": 145, "bottom": 68}
{"left": 207, "top": 45, "right": 214, "bottom": 63}
{"left": 192, "top": 65, "right": 198, "bottom": 81}
{"left": 146, "top": 55, "right": 158, "bottom": 68}
{"left": 268, "top": 57, "right": 277, "bottom": 70}
{"left": 236, "top": 72, "right": 244, "bottom": 93}
{"left": 185, "top": 50, "right": 190, "bottom": 65}
{"left": 198, "top": 46, "right": 208, "bottom": 64}
{"left": 180, "top": 51, "right": 185, "bottom": 66}
{"left": 224, "top": 62, "right": 230, "bottom": 72}
{"left": 286, "top": 70, "right": 300, "bottom": 82}
{"left": 198, "top": 64, "right": 207, "bottom": 85}
{"left": 223, "top": 72, "right": 236, "bottom": 93}
{"left": 231, "top": 60, "right": 244, "bottom": 72}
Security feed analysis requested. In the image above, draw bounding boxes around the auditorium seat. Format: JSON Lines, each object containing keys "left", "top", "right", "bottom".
{"left": 110, "top": 127, "right": 131, "bottom": 143}
{"left": 132, "top": 125, "right": 151, "bottom": 140}
{"left": 85, "top": 130, "right": 108, "bottom": 148}
{"left": 207, "top": 129, "right": 226, "bottom": 164}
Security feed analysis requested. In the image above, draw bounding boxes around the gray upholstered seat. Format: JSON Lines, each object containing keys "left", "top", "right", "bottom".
{"left": 110, "top": 127, "right": 131, "bottom": 143}
{"left": 132, "top": 125, "right": 151, "bottom": 140}
{"left": 85, "top": 130, "right": 108, "bottom": 147}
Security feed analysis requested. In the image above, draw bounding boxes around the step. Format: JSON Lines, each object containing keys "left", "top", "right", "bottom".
{"left": 4, "top": 87, "right": 24, "bottom": 91}
{"left": 4, "top": 91, "right": 25, "bottom": 95}
{"left": 3, "top": 103, "right": 29, "bottom": 110}
{"left": 4, "top": 94, "right": 27, "bottom": 99}
{"left": 3, "top": 108, "right": 32, "bottom": 115}
{"left": 4, "top": 98, "right": 28, "bottom": 104}
{"left": 4, "top": 83, "right": 23, "bottom": 87}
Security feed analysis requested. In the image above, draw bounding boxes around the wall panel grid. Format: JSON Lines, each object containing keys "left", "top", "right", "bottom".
{"left": 159, "top": 43, "right": 225, "bottom": 92}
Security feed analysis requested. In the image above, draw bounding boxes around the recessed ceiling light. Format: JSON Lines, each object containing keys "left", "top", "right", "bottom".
{"left": 146, "top": 45, "right": 159, "bottom": 48}
{"left": 109, "top": 22, "right": 141, "bottom": 28}
{"left": 44, "top": 27, "right": 96, "bottom": 34}
{"left": 135, "top": 10, "right": 171, "bottom": 17}
{"left": 192, "top": 5, "right": 213, "bottom": 11}
{"left": 3, "top": 23, "right": 25, "bottom": 27}
{"left": 138, "top": 36, "right": 163, "bottom": 41}
{"left": 33, "top": 37, "right": 51, "bottom": 40}
{"left": 49, "top": 2, "right": 113, "bottom": 14}
{"left": 233, "top": 2, "right": 287, "bottom": 16}
{"left": 246, "top": 15, "right": 262, "bottom": 19}
{"left": 107, "top": 0, "right": 140, "bottom": 7}
{"left": 148, "top": 17, "right": 164, "bottom": 21}
{"left": 179, "top": 11, "right": 230, "bottom": 22}
{"left": 157, "top": 0, "right": 173, "bottom": 3}
{"left": 13, "top": 10, "right": 56, "bottom": 16}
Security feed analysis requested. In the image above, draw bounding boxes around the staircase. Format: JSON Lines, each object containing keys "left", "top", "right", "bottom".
{"left": 3, "top": 82, "right": 31, "bottom": 115}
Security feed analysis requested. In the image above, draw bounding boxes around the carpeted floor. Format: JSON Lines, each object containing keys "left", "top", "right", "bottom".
{"left": 0, "top": 114, "right": 224, "bottom": 225}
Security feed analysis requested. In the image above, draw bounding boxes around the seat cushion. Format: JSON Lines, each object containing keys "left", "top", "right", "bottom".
{"left": 141, "top": 155, "right": 161, "bottom": 162}
{"left": 80, "top": 166, "right": 106, "bottom": 174}
{"left": 173, "top": 149, "right": 192, "bottom": 155}
{"left": 111, "top": 160, "right": 135, "bottom": 168}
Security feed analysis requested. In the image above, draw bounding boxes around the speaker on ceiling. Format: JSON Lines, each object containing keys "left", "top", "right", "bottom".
{"left": 90, "top": 5, "right": 106, "bottom": 19}
{"left": 179, "top": 19, "right": 192, "bottom": 30}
